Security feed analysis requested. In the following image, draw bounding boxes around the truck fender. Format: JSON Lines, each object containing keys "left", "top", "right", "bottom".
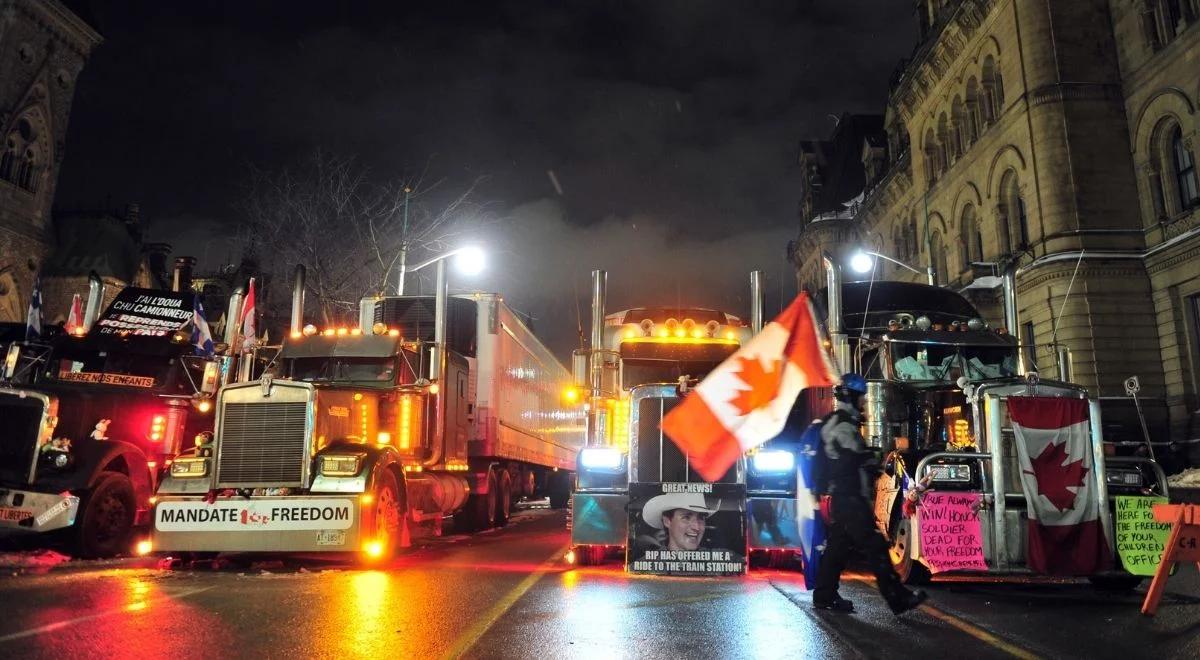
{"left": 322, "top": 442, "right": 408, "bottom": 508}
{"left": 84, "top": 439, "right": 153, "bottom": 506}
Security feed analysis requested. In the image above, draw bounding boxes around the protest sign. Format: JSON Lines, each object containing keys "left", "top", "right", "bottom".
{"left": 1115, "top": 496, "right": 1171, "bottom": 577}
{"left": 918, "top": 491, "right": 987, "bottom": 573}
{"left": 627, "top": 482, "right": 746, "bottom": 576}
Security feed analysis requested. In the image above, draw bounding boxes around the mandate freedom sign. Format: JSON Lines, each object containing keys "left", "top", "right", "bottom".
{"left": 627, "top": 482, "right": 746, "bottom": 576}
{"left": 1115, "top": 495, "right": 1171, "bottom": 577}
{"left": 155, "top": 499, "right": 354, "bottom": 532}
{"left": 918, "top": 492, "right": 988, "bottom": 573}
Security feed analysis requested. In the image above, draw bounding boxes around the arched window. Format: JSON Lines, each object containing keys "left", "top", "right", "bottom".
{"left": 1171, "top": 126, "right": 1198, "bottom": 211}
{"left": 924, "top": 128, "right": 940, "bottom": 184}
{"left": 998, "top": 171, "right": 1029, "bottom": 252}
{"left": 965, "top": 77, "right": 981, "bottom": 138}
{"left": 982, "top": 56, "right": 1003, "bottom": 122}
{"left": 952, "top": 95, "right": 970, "bottom": 152}
{"left": 937, "top": 112, "right": 952, "bottom": 166}
{"left": 1, "top": 117, "right": 41, "bottom": 193}
{"left": 930, "top": 230, "right": 948, "bottom": 285}
{"left": 959, "top": 204, "right": 981, "bottom": 268}
{"left": 908, "top": 216, "right": 920, "bottom": 261}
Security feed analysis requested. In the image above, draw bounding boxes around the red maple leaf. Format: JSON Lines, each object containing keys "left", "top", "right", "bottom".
{"left": 1023, "top": 441, "right": 1089, "bottom": 512}
{"left": 728, "top": 356, "right": 783, "bottom": 416}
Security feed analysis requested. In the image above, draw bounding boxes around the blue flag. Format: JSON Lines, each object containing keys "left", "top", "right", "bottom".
{"left": 796, "top": 420, "right": 826, "bottom": 590}
{"left": 191, "top": 297, "right": 215, "bottom": 357}
{"left": 25, "top": 274, "right": 42, "bottom": 341}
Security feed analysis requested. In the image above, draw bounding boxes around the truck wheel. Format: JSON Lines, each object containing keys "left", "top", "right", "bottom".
{"left": 1088, "top": 575, "right": 1143, "bottom": 591}
{"left": 493, "top": 470, "right": 513, "bottom": 527}
{"left": 548, "top": 471, "right": 571, "bottom": 510}
{"left": 456, "top": 469, "right": 498, "bottom": 532}
{"left": 888, "top": 517, "right": 931, "bottom": 585}
{"left": 75, "top": 472, "right": 137, "bottom": 559}
{"left": 370, "top": 469, "right": 403, "bottom": 560}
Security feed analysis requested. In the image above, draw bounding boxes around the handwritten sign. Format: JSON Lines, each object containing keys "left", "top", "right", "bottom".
{"left": 918, "top": 492, "right": 987, "bottom": 573}
{"left": 1115, "top": 496, "right": 1171, "bottom": 576}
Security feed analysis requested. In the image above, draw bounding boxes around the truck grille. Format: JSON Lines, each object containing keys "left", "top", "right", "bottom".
{"left": 631, "top": 396, "right": 737, "bottom": 484}
{"left": 0, "top": 392, "right": 44, "bottom": 484}
{"left": 217, "top": 401, "right": 309, "bottom": 487}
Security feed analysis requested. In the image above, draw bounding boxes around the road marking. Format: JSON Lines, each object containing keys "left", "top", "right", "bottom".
{"left": 916, "top": 603, "right": 1039, "bottom": 660}
{"left": 0, "top": 586, "right": 214, "bottom": 643}
{"left": 845, "top": 576, "right": 1038, "bottom": 660}
{"left": 442, "top": 545, "right": 566, "bottom": 659}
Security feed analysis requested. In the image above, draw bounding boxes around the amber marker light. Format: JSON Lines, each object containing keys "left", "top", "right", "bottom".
{"left": 360, "top": 493, "right": 374, "bottom": 506}
{"left": 363, "top": 540, "right": 385, "bottom": 559}
{"left": 135, "top": 540, "right": 153, "bottom": 556}
{"left": 564, "top": 549, "right": 577, "bottom": 565}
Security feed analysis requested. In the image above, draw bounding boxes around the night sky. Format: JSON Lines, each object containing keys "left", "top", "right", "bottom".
{"left": 55, "top": 0, "right": 915, "bottom": 357}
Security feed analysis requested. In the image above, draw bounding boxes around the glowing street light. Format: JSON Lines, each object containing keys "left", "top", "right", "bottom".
{"left": 848, "top": 249, "right": 935, "bottom": 285}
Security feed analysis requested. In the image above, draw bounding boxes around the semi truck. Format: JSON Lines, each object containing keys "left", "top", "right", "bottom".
{"left": 0, "top": 280, "right": 223, "bottom": 557}
{"left": 570, "top": 270, "right": 809, "bottom": 569}
{"left": 151, "top": 266, "right": 584, "bottom": 560}
{"left": 809, "top": 265, "right": 1169, "bottom": 588}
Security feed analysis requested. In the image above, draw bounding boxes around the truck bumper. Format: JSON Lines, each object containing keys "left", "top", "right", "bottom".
{"left": 571, "top": 492, "right": 628, "bottom": 546}
{"left": 747, "top": 495, "right": 802, "bottom": 551}
{"left": 152, "top": 495, "right": 364, "bottom": 553}
{"left": 0, "top": 488, "right": 80, "bottom": 535}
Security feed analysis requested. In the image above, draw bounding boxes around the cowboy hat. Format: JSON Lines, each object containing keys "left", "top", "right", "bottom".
{"left": 642, "top": 492, "right": 721, "bottom": 529}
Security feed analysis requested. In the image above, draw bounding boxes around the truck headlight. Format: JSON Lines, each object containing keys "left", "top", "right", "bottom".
{"left": 321, "top": 455, "right": 363, "bottom": 476}
{"left": 170, "top": 458, "right": 208, "bottom": 477}
{"left": 751, "top": 450, "right": 795, "bottom": 474}
{"left": 578, "top": 447, "right": 624, "bottom": 472}
{"left": 927, "top": 463, "right": 972, "bottom": 483}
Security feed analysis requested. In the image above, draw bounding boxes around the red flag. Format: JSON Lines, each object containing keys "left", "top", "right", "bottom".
{"left": 65, "top": 294, "right": 84, "bottom": 335}
{"left": 660, "top": 292, "right": 837, "bottom": 481}
{"left": 1009, "top": 397, "right": 1111, "bottom": 575}
{"left": 239, "top": 278, "right": 257, "bottom": 351}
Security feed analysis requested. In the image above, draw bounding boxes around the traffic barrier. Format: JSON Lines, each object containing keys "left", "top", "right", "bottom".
{"left": 1140, "top": 503, "right": 1200, "bottom": 616}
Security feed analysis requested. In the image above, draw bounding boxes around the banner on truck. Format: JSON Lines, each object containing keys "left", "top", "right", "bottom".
{"left": 627, "top": 482, "right": 746, "bottom": 576}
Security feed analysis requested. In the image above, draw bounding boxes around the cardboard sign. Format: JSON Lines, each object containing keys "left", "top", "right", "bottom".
{"left": 155, "top": 499, "right": 355, "bottom": 532}
{"left": 627, "top": 482, "right": 746, "bottom": 576}
{"left": 1115, "top": 496, "right": 1172, "bottom": 576}
{"left": 918, "top": 492, "right": 988, "bottom": 573}
{"left": 94, "top": 288, "right": 193, "bottom": 338}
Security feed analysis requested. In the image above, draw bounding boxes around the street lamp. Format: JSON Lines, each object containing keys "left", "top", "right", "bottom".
{"left": 848, "top": 249, "right": 936, "bottom": 286}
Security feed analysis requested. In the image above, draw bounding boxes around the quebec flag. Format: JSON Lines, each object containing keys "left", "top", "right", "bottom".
{"left": 796, "top": 419, "right": 826, "bottom": 590}
{"left": 191, "top": 297, "right": 215, "bottom": 357}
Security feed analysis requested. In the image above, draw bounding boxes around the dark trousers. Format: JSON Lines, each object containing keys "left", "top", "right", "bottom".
{"left": 813, "top": 495, "right": 910, "bottom": 610}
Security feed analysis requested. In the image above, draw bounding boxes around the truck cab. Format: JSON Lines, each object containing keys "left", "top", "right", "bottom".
{"left": 0, "top": 287, "right": 220, "bottom": 557}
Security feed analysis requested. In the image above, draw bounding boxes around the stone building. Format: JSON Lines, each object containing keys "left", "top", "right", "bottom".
{"left": 0, "top": 0, "right": 101, "bottom": 322}
{"left": 790, "top": 0, "right": 1200, "bottom": 448}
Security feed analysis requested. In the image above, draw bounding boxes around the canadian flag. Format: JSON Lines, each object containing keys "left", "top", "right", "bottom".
{"left": 1009, "top": 397, "right": 1111, "bottom": 575}
{"left": 239, "top": 278, "right": 257, "bottom": 352}
{"left": 65, "top": 294, "right": 84, "bottom": 335}
{"left": 660, "top": 292, "right": 837, "bottom": 482}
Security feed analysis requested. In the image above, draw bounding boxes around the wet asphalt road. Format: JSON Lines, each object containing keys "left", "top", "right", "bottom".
{"left": 1, "top": 508, "right": 1198, "bottom": 659}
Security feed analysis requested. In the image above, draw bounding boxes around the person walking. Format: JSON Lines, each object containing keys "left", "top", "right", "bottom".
{"left": 812, "top": 373, "right": 927, "bottom": 615}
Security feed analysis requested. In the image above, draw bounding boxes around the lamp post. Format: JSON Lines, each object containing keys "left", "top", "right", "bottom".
{"left": 849, "top": 249, "right": 935, "bottom": 286}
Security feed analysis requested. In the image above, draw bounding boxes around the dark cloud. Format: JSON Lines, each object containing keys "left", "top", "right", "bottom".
{"left": 55, "top": 0, "right": 916, "bottom": 357}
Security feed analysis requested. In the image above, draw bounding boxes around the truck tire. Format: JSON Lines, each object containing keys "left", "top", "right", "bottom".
{"left": 494, "top": 470, "right": 513, "bottom": 527}
{"left": 370, "top": 469, "right": 403, "bottom": 560}
{"left": 75, "top": 471, "right": 137, "bottom": 559}
{"left": 548, "top": 471, "right": 571, "bottom": 510}
{"left": 888, "top": 517, "right": 932, "bottom": 585}
{"left": 456, "top": 469, "right": 498, "bottom": 533}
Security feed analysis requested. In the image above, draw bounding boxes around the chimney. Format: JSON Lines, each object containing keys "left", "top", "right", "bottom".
{"left": 173, "top": 256, "right": 197, "bottom": 293}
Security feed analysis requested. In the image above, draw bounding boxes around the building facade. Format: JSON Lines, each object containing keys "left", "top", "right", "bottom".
{"left": 790, "top": 0, "right": 1200, "bottom": 450}
{"left": 0, "top": 0, "right": 101, "bottom": 322}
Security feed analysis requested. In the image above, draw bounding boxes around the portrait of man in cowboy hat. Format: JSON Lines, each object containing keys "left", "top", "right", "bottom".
{"left": 642, "top": 491, "right": 722, "bottom": 552}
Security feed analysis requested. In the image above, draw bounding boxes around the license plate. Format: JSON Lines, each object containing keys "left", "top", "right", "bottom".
{"left": 316, "top": 530, "right": 346, "bottom": 546}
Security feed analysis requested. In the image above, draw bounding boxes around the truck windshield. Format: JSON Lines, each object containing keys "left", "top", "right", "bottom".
{"left": 290, "top": 357, "right": 397, "bottom": 383}
{"left": 53, "top": 349, "right": 172, "bottom": 387}
{"left": 892, "top": 343, "right": 1018, "bottom": 382}
{"left": 622, "top": 359, "right": 726, "bottom": 389}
